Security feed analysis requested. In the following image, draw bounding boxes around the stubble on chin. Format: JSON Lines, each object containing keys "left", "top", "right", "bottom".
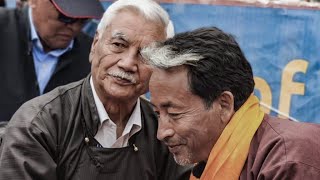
{"left": 173, "top": 151, "right": 193, "bottom": 166}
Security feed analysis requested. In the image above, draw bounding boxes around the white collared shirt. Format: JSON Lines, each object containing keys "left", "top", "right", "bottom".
{"left": 90, "top": 77, "right": 142, "bottom": 148}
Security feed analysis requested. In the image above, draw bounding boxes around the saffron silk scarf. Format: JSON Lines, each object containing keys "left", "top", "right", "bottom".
{"left": 190, "top": 94, "right": 264, "bottom": 180}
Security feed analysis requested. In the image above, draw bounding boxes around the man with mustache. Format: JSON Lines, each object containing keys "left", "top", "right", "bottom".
{"left": 0, "top": 0, "right": 104, "bottom": 122}
{"left": 0, "top": 0, "right": 190, "bottom": 179}
{"left": 142, "top": 27, "right": 320, "bottom": 180}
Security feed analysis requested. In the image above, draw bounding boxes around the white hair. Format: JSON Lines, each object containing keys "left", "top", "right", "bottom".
{"left": 97, "top": 0, "right": 173, "bottom": 39}
{"left": 166, "top": 20, "right": 175, "bottom": 38}
{"left": 141, "top": 43, "right": 202, "bottom": 69}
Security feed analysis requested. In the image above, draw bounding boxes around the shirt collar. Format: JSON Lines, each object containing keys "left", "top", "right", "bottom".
{"left": 28, "top": 7, "right": 74, "bottom": 58}
{"left": 122, "top": 97, "right": 142, "bottom": 136}
{"left": 90, "top": 76, "right": 142, "bottom": 129}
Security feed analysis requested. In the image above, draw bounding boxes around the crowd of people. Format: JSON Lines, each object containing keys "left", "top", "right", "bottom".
{"left": 0, "top": 0, "right": 320, "bottom": 179}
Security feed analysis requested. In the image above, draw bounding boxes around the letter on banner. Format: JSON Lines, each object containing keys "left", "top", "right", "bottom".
{"left": 278, "top": 59, "right": 308, "bottom": 119}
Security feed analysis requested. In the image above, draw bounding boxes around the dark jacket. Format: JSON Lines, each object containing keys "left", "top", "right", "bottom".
{"left": 0, "top": 76, "right": 191, "bottom": 180}
{"left": 0, "top": 7, "right": 92, "bottom": 122}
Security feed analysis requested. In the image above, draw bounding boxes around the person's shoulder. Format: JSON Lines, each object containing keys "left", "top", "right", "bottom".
{"left": 258, "top": 115, "right": 320, "bottom": 148}
{"left": 32, "top": 78, "right": 85, "bottom": 109}
{"left": 10, "top": 79, "right": 85, "bottom": 126}
{"left": 257, "top": 114, "right": 320, "bottom": 165}
{"left": 49, "top": 78, "right": 86, "bottom": 98}
{"left": 262, "top": 114, "right": 320, "bottom": 137}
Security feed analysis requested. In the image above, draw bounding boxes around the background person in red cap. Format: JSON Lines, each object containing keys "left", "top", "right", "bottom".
{"left": 0, "top": 0, "right": 104, "bottom": 122}
{"left": 0, "top": 0, "right": 190, "bottom": 179}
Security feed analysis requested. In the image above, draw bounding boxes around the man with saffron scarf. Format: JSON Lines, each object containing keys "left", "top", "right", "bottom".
{"left": 141, "top": 27, "right": 320, "bottom": 180}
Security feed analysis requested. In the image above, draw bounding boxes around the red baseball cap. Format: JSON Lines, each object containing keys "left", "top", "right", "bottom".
{"left": 51, "top": 0, "right": 104, "bottom": 19}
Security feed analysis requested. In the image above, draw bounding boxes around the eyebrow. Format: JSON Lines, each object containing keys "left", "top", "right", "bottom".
{"left": 111, "top": 31, "right": 128, "bottom": 42}
{"left": 150, "top": 101, "right": 174, "bottom": 109}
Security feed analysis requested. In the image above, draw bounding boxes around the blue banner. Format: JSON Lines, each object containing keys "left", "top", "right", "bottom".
{"left": 98, "top": 1, "right": 320, "bottom": 123}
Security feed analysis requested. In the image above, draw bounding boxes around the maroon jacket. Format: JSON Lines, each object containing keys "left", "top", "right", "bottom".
{"left": 241, "top": 114, "right": 320, "bottom": 179}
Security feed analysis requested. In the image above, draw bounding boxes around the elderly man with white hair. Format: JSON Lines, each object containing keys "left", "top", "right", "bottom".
{"left": 0, "top": 0, "right": 190, "bottom": 179}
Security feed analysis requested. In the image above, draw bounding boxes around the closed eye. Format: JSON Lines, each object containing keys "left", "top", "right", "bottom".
{"left": 168, "top": 113, "right": 182, "bottom": 119}
{"left": 112, "top": 42, "right": 126, "bottom": 48}
{"left": 109, "top": 42, "right": 127, "bottom": 53}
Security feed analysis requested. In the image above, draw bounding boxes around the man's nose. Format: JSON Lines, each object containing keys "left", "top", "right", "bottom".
{"left": 157, "top": 117, "right": 175, "bottom": 141}
{"left": 117, "top": 49, "right": 139, "bottom": 72}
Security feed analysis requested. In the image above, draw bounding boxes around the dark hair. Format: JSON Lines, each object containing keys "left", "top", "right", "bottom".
{"left": 163, "top": 27, "right": 254, "bottom": 110}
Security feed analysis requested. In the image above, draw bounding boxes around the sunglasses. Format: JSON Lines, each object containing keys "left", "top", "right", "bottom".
{"left": 58, "top": 13, "right": 88, "bottom": 24}
{"left": 49, "top": 0, "right": 88, "bottom": 24}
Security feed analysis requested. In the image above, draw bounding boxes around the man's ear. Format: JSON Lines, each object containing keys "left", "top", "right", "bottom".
{"left": 89, "top": 32, "right": 100, "bottom": 63}
{"left": 217, "top": 91, "right": 235, "bottom": 124}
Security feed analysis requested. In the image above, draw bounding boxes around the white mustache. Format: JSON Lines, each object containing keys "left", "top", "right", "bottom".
{"left": 108, "top": 71, "right": 136, "bottom": 84}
